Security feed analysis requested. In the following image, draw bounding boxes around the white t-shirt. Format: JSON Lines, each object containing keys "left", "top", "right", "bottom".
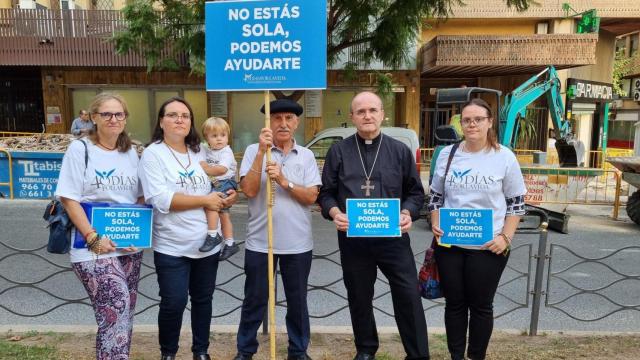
{"left": 240, "top": 143, "right": 321, "bottom": 254}
{"left": 430, "top": 144, "right": 527, "bottom": 237}
{"left": 204, "top": 145, "right": 237, "bottom": 181}
{"left": 55, "top": 140, "right": 142, "bottom": 263}
{"left": 138, "top": 142, "right": 220, "bottom": 258}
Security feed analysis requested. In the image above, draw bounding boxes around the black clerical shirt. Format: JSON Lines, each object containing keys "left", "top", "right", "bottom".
{"left": 317, "top": 133, "right": 425, "bottom": 222}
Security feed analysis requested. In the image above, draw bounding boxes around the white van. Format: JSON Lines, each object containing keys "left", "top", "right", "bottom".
{"left": 305, "top": 126, "right": 420, "bottom": 162}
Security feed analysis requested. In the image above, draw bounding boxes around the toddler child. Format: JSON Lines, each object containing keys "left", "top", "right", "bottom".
{"left": 198, "top": 117, "right": 239, "bottom": 260}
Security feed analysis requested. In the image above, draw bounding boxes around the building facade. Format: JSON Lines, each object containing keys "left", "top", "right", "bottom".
{"left": 419, "top": 0, "right": 640, "bottom": 160}
{"left": 0, "top": 1, "right": 421, "bottom": 151}
{"left": 2, "top": 1, "right": 638, "bottom": 154}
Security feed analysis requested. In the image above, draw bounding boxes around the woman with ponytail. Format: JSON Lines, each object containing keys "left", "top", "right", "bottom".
{"left": 428, "top": 98, "right": 527, "bottom": 360}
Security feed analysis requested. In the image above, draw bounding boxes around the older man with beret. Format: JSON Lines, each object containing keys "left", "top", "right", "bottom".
{"left": 233, "top": 99, "right": 322, "bottom": 360}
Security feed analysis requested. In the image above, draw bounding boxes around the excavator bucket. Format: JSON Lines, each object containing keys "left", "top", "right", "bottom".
{"left": 555, "top": 139, "right": 578, "bottom": 167}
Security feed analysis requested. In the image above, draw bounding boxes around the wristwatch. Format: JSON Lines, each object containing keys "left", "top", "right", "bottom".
{"left": 287, "top": 181, "right": 295, "bottom": 191}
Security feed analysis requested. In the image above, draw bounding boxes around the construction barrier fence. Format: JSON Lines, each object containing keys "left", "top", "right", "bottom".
{"left": 418, "top": 147, "right": 632, "bottom": 219}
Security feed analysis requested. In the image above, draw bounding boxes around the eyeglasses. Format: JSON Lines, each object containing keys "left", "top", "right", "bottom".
{"left": 460, "top": 116, "right": 489, "bottom": 127}
{"left": 96, "top": 112, "right": 126, "bottom": 121}
{"left": 164, "top": 112, "right": 191, "bottom": 121}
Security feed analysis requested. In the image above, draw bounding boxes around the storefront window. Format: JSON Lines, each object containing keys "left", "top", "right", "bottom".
{"left": 72, "top": 88, "right": 150, "bottom": 142}
{"left": 111, "top": 89, "right": 152, "bottom": 142}
{"left": 184, "top": 90, "right": 208, "bottom": 135}
{"left": 154, "top": 90, "right": 180, "bottom": 116}
{"left": 71, "top": 87, "right": 208, "bottom": 144}
{"left": 609, "top": 116, "right": 638, "bottom": 149}
{"left": 72, "top": 89, "right": 98, "bottom": 118}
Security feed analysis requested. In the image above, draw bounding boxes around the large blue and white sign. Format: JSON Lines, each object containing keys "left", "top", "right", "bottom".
{"left": 205, "top": 0, "right": 327, "bottom": 91}
{"left": 346, "top": 198, "right": 401, "bottom": 237}
{"left": 74, "top": 203, "right": 153, "bottom": 249}
{"left": 0, "top": 151, "right": 63, "bottom": 199}
{"left": 439, "top": 208, "right": 493, "bottom": 247}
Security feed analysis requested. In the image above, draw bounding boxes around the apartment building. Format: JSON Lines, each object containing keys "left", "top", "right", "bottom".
{"left": 419, "top": 0, "right": 640, "bottom": 158}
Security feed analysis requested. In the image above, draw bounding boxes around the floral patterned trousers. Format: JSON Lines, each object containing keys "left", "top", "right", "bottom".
{"left": 72, "top": 252, "right": 143, "bottom": 360}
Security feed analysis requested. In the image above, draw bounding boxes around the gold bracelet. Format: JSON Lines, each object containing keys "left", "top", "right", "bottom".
{"left": 498, "top": 232, "right": 512, "bottom": 244}
{"left": 498, "top": 233, "right": 512, "bottom": 257}
{"left": 83, "top": 229, "right": 97, "bottom": 239}
{"left": 249, "top": 167, "right": 261, "bottom": 174}
{"left": 86, "top": 233, "right": 99, "bottom": 248}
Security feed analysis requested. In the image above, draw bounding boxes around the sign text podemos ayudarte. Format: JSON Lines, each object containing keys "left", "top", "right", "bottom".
{"left": 205, "top": 0, "right": 327, "bottom": 91}
{"left": 439, "top": 208, "right": 493, "bottom": 247}
{"left": 74, "top": 203, "right": 153, "bottom": 249}
{"left": 346, "top": 198, "right": 401, "bottom": 237}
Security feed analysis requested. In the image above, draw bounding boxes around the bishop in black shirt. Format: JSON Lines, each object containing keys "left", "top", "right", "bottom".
{"left": 317, "top": 92, "right": 429, "bottom": 360}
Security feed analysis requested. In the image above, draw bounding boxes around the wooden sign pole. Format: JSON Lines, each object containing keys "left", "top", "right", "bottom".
{"left": 264, "top": 90, "right": 276, "bottom": 360}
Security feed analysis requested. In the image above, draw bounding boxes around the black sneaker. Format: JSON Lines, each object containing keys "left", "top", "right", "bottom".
{"left": 219, "top": 242, "right": 240, "bottom": 260}
{"left": 199, "top": 233, "right": 222, "bottom": 252}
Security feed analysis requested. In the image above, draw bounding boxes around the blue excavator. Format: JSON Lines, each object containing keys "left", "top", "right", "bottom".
{"left": 431, "top": 65, "right": 579, "bottom": 169}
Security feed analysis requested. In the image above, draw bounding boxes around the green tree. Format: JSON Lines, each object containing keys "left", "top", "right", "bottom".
{"left": 113, "top": 0, "right": 531, "bottom": 95}
{"left": 612, "top": 48, "right": 640, "bottom": 97}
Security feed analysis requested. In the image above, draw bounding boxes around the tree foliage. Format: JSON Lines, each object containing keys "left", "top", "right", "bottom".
{"left": 113, "top": 0, "right": 205, "bottom": 74}
{"left": 612, "top": 48, "right": 640, "bottom": 97}
{"left": 114, "top": 0, "right": 531, "bottom": 77}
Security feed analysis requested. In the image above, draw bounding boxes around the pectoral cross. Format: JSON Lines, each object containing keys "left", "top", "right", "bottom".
{"left": 361, "top": 179, "right": 374, "bottom": 197}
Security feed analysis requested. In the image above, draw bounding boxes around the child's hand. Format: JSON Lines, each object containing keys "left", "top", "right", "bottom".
{"left": 223, "top": 189, "right": 238, "bottom": 207}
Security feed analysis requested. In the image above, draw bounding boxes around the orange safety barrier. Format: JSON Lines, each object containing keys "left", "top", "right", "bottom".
{"left": 0, "top": 148, "right": 14, "bottom": 199}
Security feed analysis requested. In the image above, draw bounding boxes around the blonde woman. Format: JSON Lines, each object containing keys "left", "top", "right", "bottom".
{"left": 56, "top": 93, "right": 143, "bottom": 359}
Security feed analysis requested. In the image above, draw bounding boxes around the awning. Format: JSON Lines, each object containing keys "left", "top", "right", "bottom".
{"left": 421, "top": 34, "right": 598, "bottom": 78}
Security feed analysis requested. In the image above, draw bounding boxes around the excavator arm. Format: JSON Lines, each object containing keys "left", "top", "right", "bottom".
{"left": 499, "top": 66, "right": 577, "bottom": 167}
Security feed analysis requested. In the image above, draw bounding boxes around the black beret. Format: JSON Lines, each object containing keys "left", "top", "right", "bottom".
{"left": 260, "top": 99, "right": 303, "bottom": 116}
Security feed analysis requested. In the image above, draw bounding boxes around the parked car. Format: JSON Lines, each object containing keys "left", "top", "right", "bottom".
{"left": 305, "top": 126, "right": 420, "bottom": 162}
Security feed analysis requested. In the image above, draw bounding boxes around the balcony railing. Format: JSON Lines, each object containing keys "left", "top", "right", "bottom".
{"left": 421, "top": 34, "right": 598, "bottom": 77}
{"left": 0, "top": 8, "right": 186, "bottom": 68}
{"left": 0, "top": 8, "right": 126, "bottom": 38}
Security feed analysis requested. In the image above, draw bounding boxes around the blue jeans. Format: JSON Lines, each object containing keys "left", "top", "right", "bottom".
{"left": 236, "top": 249, "right": 312, "bottom": 357}
{"left": 212, "top": 178, "right": 237, "bottom": 211}
{"left": 154, "top": 251, "right": 219, "bottom": 356}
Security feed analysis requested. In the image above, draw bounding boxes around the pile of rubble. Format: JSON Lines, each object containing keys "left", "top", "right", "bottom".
{"left": 0, "top": 134, "right": 145, "bottom": 156}
{"left": 0, "top": 134, "right": 74, "bottom": 152}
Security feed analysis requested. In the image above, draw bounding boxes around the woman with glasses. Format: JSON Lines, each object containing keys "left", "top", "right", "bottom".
{"left": 55, "top": 93, "right": 143, "bottom": 359}
{"left": 428, "top": 98, "right": 527, "bottom": 360}
{"left": 138, "top": 97, "right": 237, "bottom": 360}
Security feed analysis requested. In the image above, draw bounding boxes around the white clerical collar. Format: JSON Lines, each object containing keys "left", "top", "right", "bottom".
{"left": 356, "top": 133, "right": 382, "bottom": 146}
